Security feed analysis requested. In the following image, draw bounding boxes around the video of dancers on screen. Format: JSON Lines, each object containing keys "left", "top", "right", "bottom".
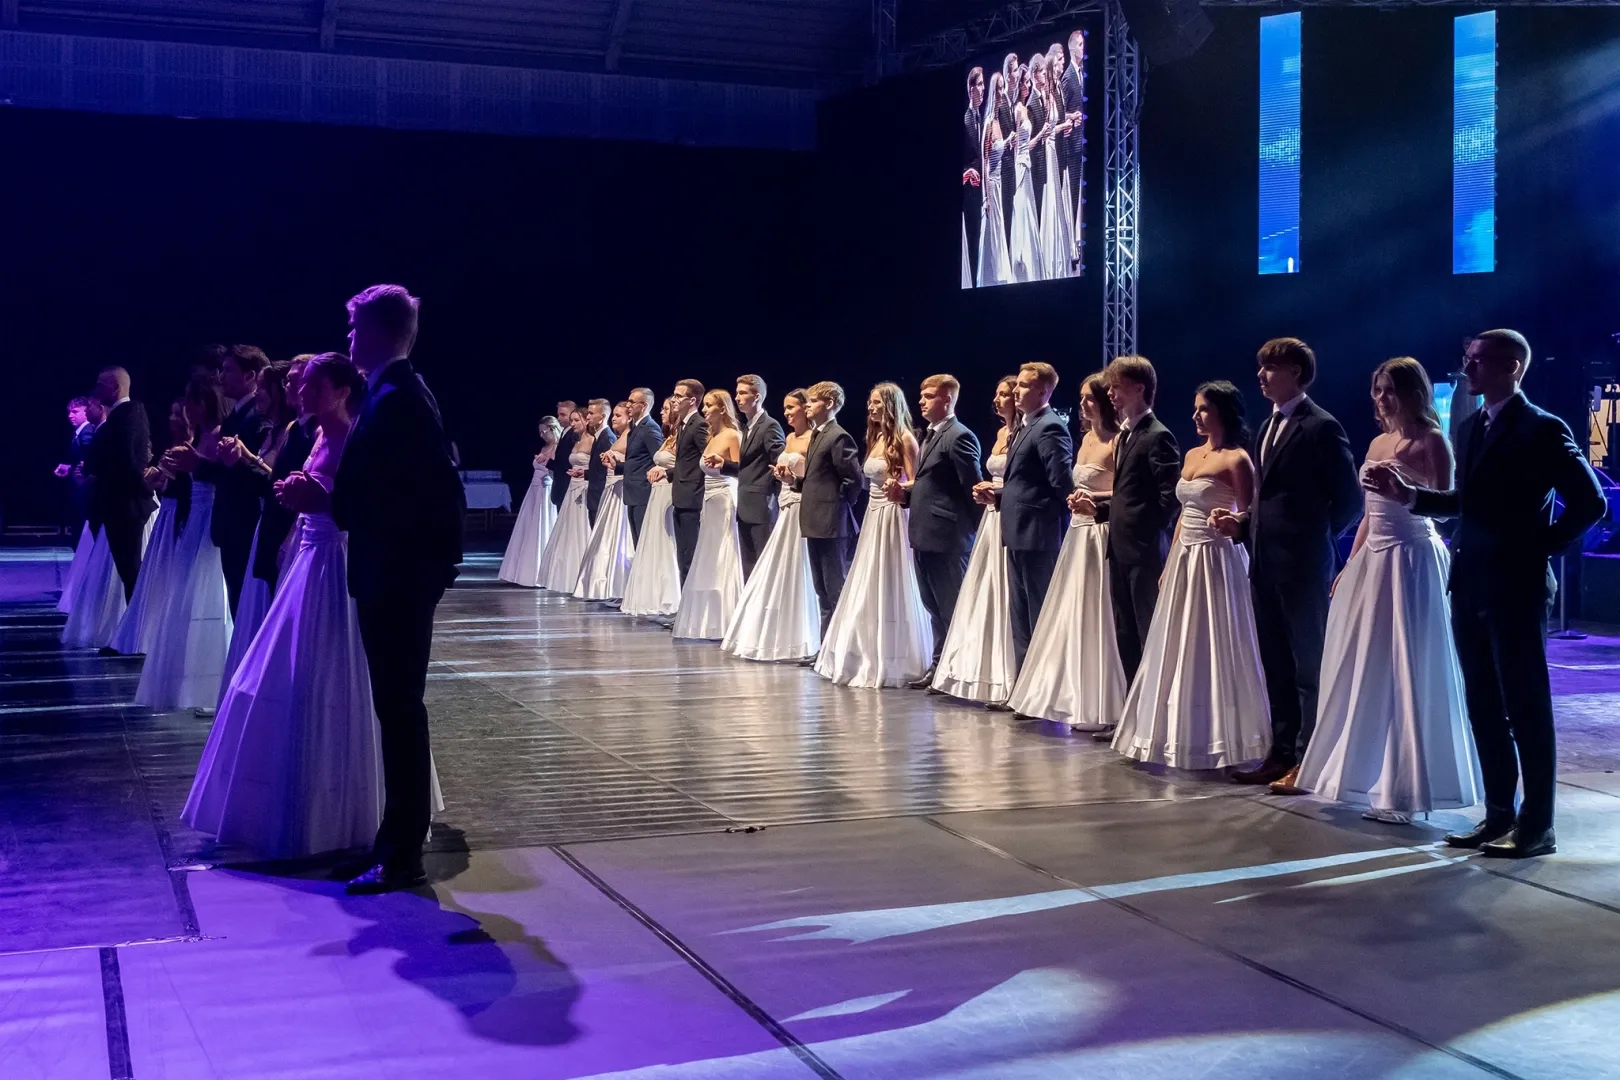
{"left": 962, "top": 29, "right": 1088, "bottom": 289}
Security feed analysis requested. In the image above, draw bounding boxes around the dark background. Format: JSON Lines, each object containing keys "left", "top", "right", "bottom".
{"left": 2, "top": 8, "right": 1616, "bottom": 531}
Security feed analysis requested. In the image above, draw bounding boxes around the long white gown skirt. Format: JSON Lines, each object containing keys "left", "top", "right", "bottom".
{"left": 931, "top": 503, "right": 1017, "bottom": 704}
{"left": 538, "top": 457, "right": 592, "bottom": 594}
{"left": 815, "top": 458, "right": 934, "bottom": 688}
{"left": 62, "top": 517, "right": 152, "bottom": 648}
{"left": 183, "top": 513, "right": 393, "bottom": 858}
{"left": 57, "top": 524, "right": 95, "bottom": 614}
{"left": 1297, "top": 464, "right": 1481, "bottom": 813}
{"left": 1040, "top": 136, "right": 1076, "bottom": 280}
{"left": 498, "top": 466, "right": 555, "bottom": 587}
{"left": 962, "top": 218, "right": 974, "bottom": 289}
{"left": 621, "top": 472, "right": 681, "bottom": 618}
{"left": 135, "top": 481, "right": 234, "bottom": 711}
{"left": 1008, "top": 462, "right": 1127, "bottom": 728}
{"left": 575, "top": 475, "right": 636, "bottom": 601}
{"left": 977, "top": 139, "right": 1011, "bottom": 288}
{"left": 110, "top": 495, "right": 181, "bottom": 655}
{"left": 220, "top": 521, "right": 271, "bottom": 694}
{"left": 722, "top": 487, "right": 821, "bottom": 661}
{"left": 1009, "top": 121, "right": 1042, "bottom": 283}
{"left": 1112, "top": 477, "right": 1272, "bottom": 769}
{"left": 672, "top": 474, "right": 744, "bottom": 640}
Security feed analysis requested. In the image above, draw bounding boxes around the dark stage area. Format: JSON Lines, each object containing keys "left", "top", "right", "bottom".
{"left": 3, "top": 546, "right": 1620, "bottom": 1079}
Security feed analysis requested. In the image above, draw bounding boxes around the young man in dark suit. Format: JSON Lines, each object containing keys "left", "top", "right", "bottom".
{"left": 618, "top": 387, "right": 662, "bottom": 544}
{"left": 197, "top": 345, "right": 274, "bottom": 615}
{"left": 670, "top": 379, "right": 709, "bottom": 582}
{"left": 1081, "top": 355, "right": 1180, "bottom": 733}
{"left": 55, "top": 396, "right": 99, "bottom": 543}
{"left": 721, "top": 374, "right": 786, "bottom": 579}
{"left": 992, "top": 363, "right": 1074, "bottom": 669}
{"left": 582, "top": 398, "right": 614, "bottom": 526}
{"left": 1366, "top": 329, "right": 1604, "bottom": 858}
{"left": 548, "top": 399, "right": 578, "bottom": 511}
{"left": 797, "top": 380, "right": 864, "bottom": 635}
{"left": 85, "top": 367, "right": 155, "bottom": 601}
{"left": 1212, "top": 338, "right": 1361, "bottom": 791}
{"left": 962, "top": 68, "right": 985, "bottom": 286}
{"left": 283, "top": 285, "right": 465, "bottom": 894}
{"left": 888, "top": 374, "right": 983, "bottom": 687}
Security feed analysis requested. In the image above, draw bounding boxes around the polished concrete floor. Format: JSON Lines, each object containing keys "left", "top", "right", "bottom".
{"left": 3, "top": 545, "right": 1620, "bottom": 1079}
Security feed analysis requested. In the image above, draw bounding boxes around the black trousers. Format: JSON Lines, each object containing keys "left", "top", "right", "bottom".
{"left": 672, "top": 507, "right": 702, "bottom": 583}
{"left": 1109, "top": 558, "right": 1160, "bottom": 683}
{"left": 220, "top": 537, "right": 252, "bottom": 617}
{"left": 738, "top": 519, "right": 775, "bottom": 581}
{"left": 1452, "top": 591, "right": 1556, "bottom": 832}
{"left": 626, "top": 502, "right": 647, "bottom": 546}
{"left": 1250, "top": 569, "right": 1331, "bottom": 766}
{"left": 915, "top": 548, "right": 970, "bottom": 666}
{"left": 103, "top": 516, "right": 146, "bottom": 603}
{"left": 356, "top": 582, "right": 445, "bottom": 870}
{"left": 806, "top": 535, "right": 852, "bottom": 634}
{"left": 1007, "top": 548, "right": 1060, "bottom": 670}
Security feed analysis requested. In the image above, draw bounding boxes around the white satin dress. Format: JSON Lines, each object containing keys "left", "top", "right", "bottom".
{"left": 977, "top": 134, "right": 1011, "bottom": 288}
{"left": 57, "top": 524, "right": 95, "bottom": 614}
{"left": 498, "top": 463, "right": 556, "bottom": 587}
{"left": 621, "top": 448, "right": 682, "bottom": 618}
{"left": 62, "top": 515, "right": 153, "bottom": 649}
{"left": 722, "top": 450, "right": 820, "bottom": 661}
{"left": 135, "top": 480, "right": 233, "bottom": 711}
{"left": 575, "top": 464, "right": 636, "bottom": 602}
{"left": 671, "top": 465, "right": 743, "bottom": 640}
{"left": 931, "top": 453, "right": 1016, "bottom": 703}
{"left": 538, "top": 450, "right": 592, "bottom": 594}
{"left": 1009, "top": 113, "right": 1042, "bottom": 282}
{"left": 1007, "top": 461, "right": 1127, "bottom": 728}
{"left": 110, "top": 494, "right": 181, "bottom": 655}
{"left": 815, "top": 456, "right": 934, "bottom": 688}
{"left": 1111, "top": 476, "right": 1272, "bottom": 770}
{"left": 1296, "top": 461, "right": 1481, "bottom": 813}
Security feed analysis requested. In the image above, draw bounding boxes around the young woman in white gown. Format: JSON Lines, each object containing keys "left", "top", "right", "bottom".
{"left": 1297, "top": 357, "right": 1480, "bottom": 823}
{"left": 976, "top": 72, "right": 1012, "bottom": 289}
{"left": 57, "top": 523, "right": 94, "bottom": 615}
{"left": 110, "top": 402, "right": 191, "bottom": 655}
{"left": 723, "top": 388, "right": 821, "bottom": 661}
{"left": 931, "top": 375, "right": 1018, "bottom": 704}
{"left": 1009, "top": 372, "right": 1128, "bottom": 728}
{"left": 672, "top": 391, "right": 744, "bottom": 640}
{"left": 62, "top": 516, "right": 151, "bottom": 648}
{"left": 1008, "top": 69, "right": 1044, "bottom": 284}
{"left": 136, "top": 373, "right": 234, "bottom": 713}
{"left": 816, "top": 383, "right": 934, "bottom": 688}
{"left": 538, "top": 409, "right": 594, "bottom": 593}
{"left": 498, "top": 415, "right": 562, "bottom": 587}
{"left": 576, "top": 402, "right": 637, "bottom": 601}
{"left": 1112, "top": 382, "right": 1272, "bottom": 770}
{"left": 621, "top": 398, "right": 683, "bottom": 619}
{"left": 184, "top": 353, "right": 441, "bottom": 859}
{"left": 1037, "top": 57, "right": 1077, "bottom": 281}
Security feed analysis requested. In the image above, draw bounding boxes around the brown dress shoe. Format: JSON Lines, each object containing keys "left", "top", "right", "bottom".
{"left": 1268, "top": 766, "right": 1306, "bottom": 795}
{"left": 1230, "top": 757, "right": 1293, "bottom": 785}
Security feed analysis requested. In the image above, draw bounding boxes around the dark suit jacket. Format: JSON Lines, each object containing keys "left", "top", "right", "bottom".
{"left": 619, "top": 416, "right": 663, "bottom": 509}
{"left": 907, "top": 416, "right": 983, "bottom": 554}
{"left": 252, "top": 418, "right": 317, "bottom": 584}
{"left": 1244, "top": 397, "right": 1361, "bottom": 587}
{"left": 1413, "top": 392, "right": 1605, "bottom": 607}
{"left": 1060, "top": 66, "right": 1084, "bottom": 165}
{"left": 85, "top": 399, "right": 154, "bottom": 533}
{"left": 671, "top": 411, "right": 709, "bottom": 512}
{"left": 1095, "top": 412, "right": 1180, "bottom": 566}
{"left": 550, "top": 427, "right": 579, "bottom": 509}
{"left": 798, "top": 421, "right": 863, "bottom": 540}
{"left": 1000, "top": 407, "right": 1074, "bottom": 551}
{"left": 332, "top": 359, "right": 466, "bottom": 602}
{"left": 584, "top": 426, "right": 614, "bottom": 520}
{"left": 200, "top": 400, "right": 273, "bottom": 553}
{"left": 725, "top": 412, "right": 785, "bottom": 525}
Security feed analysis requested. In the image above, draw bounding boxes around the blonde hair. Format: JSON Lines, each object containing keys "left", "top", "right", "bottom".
{"left": 1019, "top": 362, "right": 1059, "bottom": 393}
{"left": 921, "top": 373, "right": 961, "bottom": 399}
{"left": 1373, "top": 356, "right": 1442, "bottom": 434}
{"left": 808, "top": 380, "right": 846, "bottom": 413}
{"left": 704, "top": 389, "right": 740, "bottom": 431}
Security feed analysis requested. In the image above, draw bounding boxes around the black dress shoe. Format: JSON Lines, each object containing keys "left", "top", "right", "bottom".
{"left": 1443, "top": 820, "right": 1515, "bottom": 849}
{"left": 344, "top": 862, "right": 428, "bottom": 895}
{"left": 1090, "top": 725, "right": 1117, "bottom": 742}
{"left": 1480, "top": 827, "right": 1557, "bottom": 859}
{"left": 907, "top": 669, "right": 937, "bottom": 690}
{"left": 1230, "top": 758, "right": 1294, "bottom": 785}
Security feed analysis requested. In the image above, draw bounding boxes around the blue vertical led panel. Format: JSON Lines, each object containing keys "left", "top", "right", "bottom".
{"left": 1453, "top": 11, "right": 1496, "bottom": 274}
{"left": 1258, "top": 11, "right": 1302, "bottom": 275}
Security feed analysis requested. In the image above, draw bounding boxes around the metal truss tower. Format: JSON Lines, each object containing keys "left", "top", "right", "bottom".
{"left": 1102, "top": 0, "right": 1140, "bottom": 363}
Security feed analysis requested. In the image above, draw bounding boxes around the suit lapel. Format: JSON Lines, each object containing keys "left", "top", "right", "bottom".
{"left": 1468, "top": 396, "right": 1519, "bottom": 477}
{"left": 918, "top": 418, "right": 949, "bottom": 473}
{"left": 1116, "top": 415, "right": 1146, "bottom": 473}
{"left": 1259, "top": 403, "right": 1306, "bottom": 488}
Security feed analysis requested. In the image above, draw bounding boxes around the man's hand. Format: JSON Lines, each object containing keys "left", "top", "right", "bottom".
{"left": 702, "top": 453, "right": 724, "bottom": 469}
{"left": 274, "top": 471, "right": 331, "bottom": 514}
{"left": 883, "top": 477, "right": 906, "bottom": 504}
{"left": 568, "top": 467, "right": 586, "bottom": 479}
{"left": 217, "top": 437, "right": 244, "bottom": 466}
{"left": 646, "top": 466, "right": 666, "bottom": 484}
{"left": 962, "top": 168, "right": 981, "bottom": 187}
{"left": 972, "top": 480, "right": 999, "bottom": 507}
{"left": 1069, "top": 490, "right": 1097, "bottom": 515}
{"left": 165, "top": 445, "right": 200, "bottom": 473}
{"left": 53, "top": 464, "right": 71, "bottom": 478}
{"left": 1207, "top": 507, "right": 1245, "bottom": 539}
{"left": 1362, "top": 461, "right": 1414, "bottom": 506}
{"left": 601, "top": 450, "right": 619, "bottom": 468}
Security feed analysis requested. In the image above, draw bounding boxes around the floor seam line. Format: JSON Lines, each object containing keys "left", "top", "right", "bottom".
{"left": 917, "top": 814, "right": 1523, "bottom": 1080}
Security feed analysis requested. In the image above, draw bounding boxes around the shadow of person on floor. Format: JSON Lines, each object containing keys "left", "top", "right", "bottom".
{"left": 259, "top": 826, "right": 583, "bottom": 1047}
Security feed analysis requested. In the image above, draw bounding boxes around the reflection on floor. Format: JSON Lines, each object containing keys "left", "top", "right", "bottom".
{"left": 3, "top": 546, "right": 1619, "bottom": 1079}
